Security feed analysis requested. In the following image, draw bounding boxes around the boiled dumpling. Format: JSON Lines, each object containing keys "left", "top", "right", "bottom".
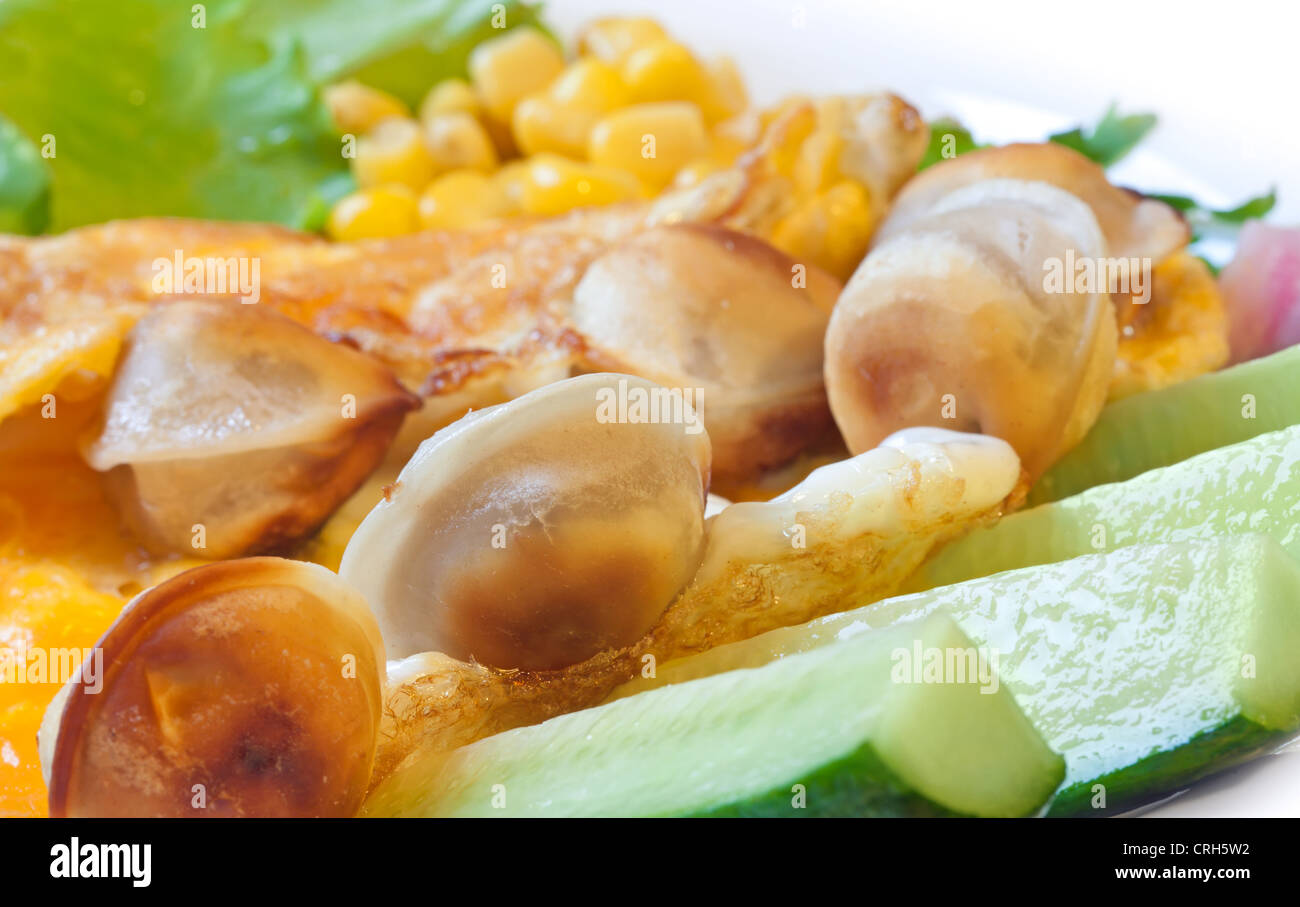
{"left": 83, "top": 300, "right": 420, "bottom": 558}
{"left": 874, "top": 142, "right": 1189, "bottom": 262}
{"left": 40, "top": 558, "right": 385, "bottom": 817}
{"left": 825, "top": 179, "right": 1118, "bottom": 479}
{"left": 340, "top": 373, "right": 711, "bottom": 671}
{"left": 367, "top": 425, "right": 1022, "bottom": 779}
{"left": 571, "top": 224, "right": 840, "bottom": 486}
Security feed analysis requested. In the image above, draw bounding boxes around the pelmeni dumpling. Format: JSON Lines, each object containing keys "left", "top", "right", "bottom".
{"left": 340, "top": 373, "right": 711, "bottom": 671}
{"left": 825, "top": 179, "right": 1118, "bottom": 480}
{"left": 874, "top": 142, "right": 1190, "bottom": 263}
{"left": 571, "top": 224, "right": 840, "bottom": 486}
{"left": 363, "top": 426, "right": 1022, "bottom": 782}
{"left": 84, "top": 301, "right": 420, "bottom": 559}
{"left": 40, "top": 558, "right": 385, "bottom": 818}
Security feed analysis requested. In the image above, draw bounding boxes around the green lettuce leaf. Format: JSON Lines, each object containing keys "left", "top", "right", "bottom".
{"left": 243, "top": 0, "right": 552, "bottom": 106}
{"left": 0, "top": 0, "right": 543, "bottom": 232}
{"left": 0, "top": 113, "right": 50, "bottom": 235}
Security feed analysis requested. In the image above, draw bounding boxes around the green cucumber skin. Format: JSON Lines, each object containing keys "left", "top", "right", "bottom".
{"left": 686, "top": 742, "right": 963, "bottom": 818}
{"left": 628, "top": 535, "right": 1300, "bottom": 818}
{"left": 914, "top": 424, "right": 1300, "bottom": 594}
{"left": 1032, "top": 344, "right": 1300, "bottom": 506}
{"left": 1049, "top": 717, "right": 1286, "bottom": 817}
{"left": 366, "top": 614, "right": 1065, "bottom": 818}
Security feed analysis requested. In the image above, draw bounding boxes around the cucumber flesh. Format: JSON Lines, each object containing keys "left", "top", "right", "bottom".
{"left": 612, "top": 536, "right": 1300, "bottom": 815}
{"left": 1032, "top": 343, "right": 1300, "bottom": 506}
{"left": 913, "top": 423, "right": 1300, "bottom": 593}
{"left": 363, "top": 613, "right": 1064, "bottom": 818}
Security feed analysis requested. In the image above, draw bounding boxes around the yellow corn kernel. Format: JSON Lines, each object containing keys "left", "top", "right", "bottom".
{"left": 323, "top": 80, "right": 410, "bottom": 134}
{"left": 672, "top": 129, "right": 749, "bottom": 187}
{"left": 548, "top": 58, "right": 630, "bottom": 113}
{"left": 352, "top": 117, "right": 437, "bottom": 190}
{"left": 771, "top": 180, "right": 874, "bottom": 280}
{"left": 578, "top": 17, "right": 669, "bottom": 64}
{"left": 469, "top": 26, "right": 566, "bottom": 122}
{"left": 493, "top": 159, "right": 530, "bottom": 214}
{"left": 765, "top": 102, "right": 818, "bottom": 179}
{"left": 621, "top": 40, "right": 710, "bottom": 106}
{"left": 327, "top": 185, "right": 419, "bottom": 241}
{"left": 794, "top": 129, "right": 844, "bottom": 195}
{"left": 588, "top": 102, "right": 709, "bottom": 191}
{"left": 418, "top": 78, "right": 481, "bottom": 123}
{"left": 424, "top": 111, "right": 498, "bottom": 173}
{"left": 512, "top": 95, "right": 598, "bottom": 159}
{"left": 516, "top": 153, "right": 640, "bottom": 217}
{"left": 701, "top": 57, "right": 748, "bottom": 122}
{"left": 418, "top": 170, "right": 510, "bottom": 230}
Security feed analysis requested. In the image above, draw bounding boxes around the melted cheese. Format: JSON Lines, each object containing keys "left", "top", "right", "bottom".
{"left": 0, "top": 444, "right": 203, "bottom": 817}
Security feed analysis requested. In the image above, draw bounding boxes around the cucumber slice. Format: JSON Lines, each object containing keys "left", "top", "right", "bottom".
{"left": 612, "top": 536, "right": 1300, "bottom": 815}
{"left": 914, "top": 423, "right": 1300, "bottom": 592}
{"left": 363, "top": 613, "right": 1064, "bottom": 818}
{"left": 1031, "top": 344, "right": 1300, "bottom": 506}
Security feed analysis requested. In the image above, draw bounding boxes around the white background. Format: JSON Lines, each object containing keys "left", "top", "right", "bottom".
{"left": 552, "top": 0, "right": 1300, "bottom": 817}
{"left": 551, "top": 0, "right": 1298, "bottom": 218}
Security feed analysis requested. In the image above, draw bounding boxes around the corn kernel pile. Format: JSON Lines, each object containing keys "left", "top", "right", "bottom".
{"left": 324, "top": 18, "right": 749, "bottom": 239}
{"left": 320, "top": 16, "right": 875, "bottom": 281}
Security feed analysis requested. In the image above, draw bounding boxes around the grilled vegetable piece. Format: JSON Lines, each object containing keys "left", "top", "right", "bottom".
{"left": 83, "top": 301, "right": 420, "bottom": 559}
{"left": 363, "top": 613, "right": 1063, "bottom": 817}
{"left": 340, "top": 373, "right": 712, "bottom": 672}
{"left": 360, "top": 422, "right": 1019, "bottom": 782}
{"left": 825, "top": 179, "right": 1117, "bottom": 480}
{"left": 39, "top": 558, "right": 385, "bottom": 818}
{"left": 612, "top": 535, "right": 1300, "bottom": 816}
{"left": 1031, "top": 342, "right": 1300, "bottom": 506}
{"left": 912, "top": 423, "right": 1300, "bottom": 592}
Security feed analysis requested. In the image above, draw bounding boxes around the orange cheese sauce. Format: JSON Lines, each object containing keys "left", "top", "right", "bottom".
{"left": 0, "top": 397, "right": 365, "bottom": 816}
{"left": 0, "top": 406, "right": 204, "bottom": 816}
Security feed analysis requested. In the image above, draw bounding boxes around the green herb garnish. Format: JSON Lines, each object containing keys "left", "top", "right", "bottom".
{"left": 1048, "top": 103, "right": 1157, "bottom": 167}
{"left": 918, "top": 118, "right": 983, "bottom": 170}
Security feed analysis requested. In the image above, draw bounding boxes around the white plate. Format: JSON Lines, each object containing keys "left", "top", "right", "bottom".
{"left": 550, "top": 0, "right": 1300, "bottom": 818}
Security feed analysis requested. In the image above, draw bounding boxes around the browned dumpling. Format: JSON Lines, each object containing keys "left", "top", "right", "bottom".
{"left": 572, "top": 224, "right": 841, "bottom": 485}
{"left": 340, "top": 373, "right": 711, "bottom": 672}
{"left": 875, "top": 142, "right": 1190, "bottom": 262}
{"left": 83, "top": 301, "right": 420, "bottom": 559}
{"left": 366, "top": 425, "right": 1024, "bottom": 777}
{"left": 40, "top": 558, "right": 385, "bottom": 817}
{"left": 825, "top": 179, "right": 1117, "bottom": 480}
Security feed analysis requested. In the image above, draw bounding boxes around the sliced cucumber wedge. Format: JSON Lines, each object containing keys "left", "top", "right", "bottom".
{"left": 914, "top": 423, "right": 1300, "bottom": 592}
{"left": 1032, "top": 344, "right": 1300, "bottom": 506}
{"left": 612, "top": 536, "right": 1300, "bottom": 816}
{"left": 363, "top": 613, "right": 1064, "bottom": 818}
